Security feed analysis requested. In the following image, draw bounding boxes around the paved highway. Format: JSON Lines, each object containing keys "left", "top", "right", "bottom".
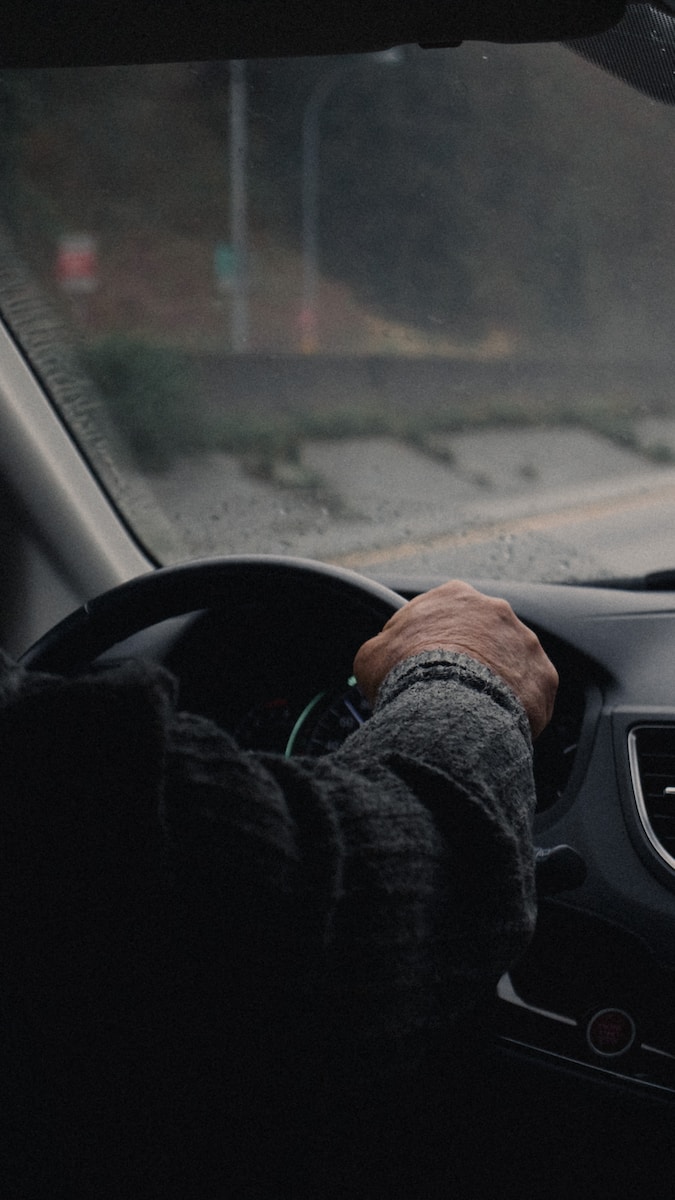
{"left": 334, "top": 476, "right": 675, "bottom": 582}
{"left": 151, "top": 423, "right": 675, "bottom": 584}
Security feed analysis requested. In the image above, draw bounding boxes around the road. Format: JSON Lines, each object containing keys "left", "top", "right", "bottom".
{"left": 150, "top": 422, "right": 675, "bottom": 583}
{"left": 334, "top": 476, "right": 675, "bottom": 581}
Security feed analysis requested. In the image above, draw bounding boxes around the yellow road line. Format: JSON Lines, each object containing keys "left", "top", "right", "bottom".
{"left": 330, "top": 480, "right": 675, "bottom": 570}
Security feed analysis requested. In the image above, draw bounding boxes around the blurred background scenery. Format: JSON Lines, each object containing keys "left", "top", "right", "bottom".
{"left": 1, "top": 43, "right": 675, "bottom": 576}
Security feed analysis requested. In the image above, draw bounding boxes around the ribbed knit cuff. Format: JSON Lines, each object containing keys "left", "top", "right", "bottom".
{"left": 376, "top": 649, "right": 532, "bottom": 746}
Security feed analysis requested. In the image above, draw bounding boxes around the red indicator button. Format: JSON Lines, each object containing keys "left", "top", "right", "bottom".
{"left": 586, "top": 1008, "right": 636, "bottom": 1058}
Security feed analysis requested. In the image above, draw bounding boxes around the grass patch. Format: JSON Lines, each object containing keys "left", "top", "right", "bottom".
{"left": 577, "top": 412, "right": 640, "bottom": 450}
{"left": 81, "top": 338, "right": 675, "bottom": 485}
{"left": 643, "top": 442, "right": 675, "bottom": 464}
{"left": 205, "top": 394, "right": 668, "bottom": 490}
{"left": 82, "top": 335, "right": 213, "bottom": 471}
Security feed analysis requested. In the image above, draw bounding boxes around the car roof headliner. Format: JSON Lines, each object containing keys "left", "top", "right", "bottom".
{"left": 0, "top": 0, "right": 627, "bottom": 68}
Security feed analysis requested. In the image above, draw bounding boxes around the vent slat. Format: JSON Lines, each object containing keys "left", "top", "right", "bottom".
{"left": 630, "top": 725, "right": 675, "bottom": 870}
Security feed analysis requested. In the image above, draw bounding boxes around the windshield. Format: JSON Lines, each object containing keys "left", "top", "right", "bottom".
{"left": 2, "top": 41, "right": 675, "bottom": 583}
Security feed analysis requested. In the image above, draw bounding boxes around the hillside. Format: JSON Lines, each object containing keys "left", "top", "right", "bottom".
{"left": 0, "top": 41, "right": 667, "bottom": 364}
{"left": 2, "top": 45, "right": 674, "bottom": 361}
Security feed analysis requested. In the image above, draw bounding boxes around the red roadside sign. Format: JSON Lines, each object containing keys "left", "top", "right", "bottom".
{"left": 56, "top": 234, "right": 98, "bottom": 294}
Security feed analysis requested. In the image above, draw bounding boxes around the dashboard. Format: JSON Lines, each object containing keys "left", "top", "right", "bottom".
{"left": 27, "top": 560, "right": 675, "bottom": 1117}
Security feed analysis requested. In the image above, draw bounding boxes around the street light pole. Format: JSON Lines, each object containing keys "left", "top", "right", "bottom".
{"left": 299, "top": 65, "right": 344, "bottom": 354}
{"left": 230, "top": 59, "right": 249, "bottom": 352}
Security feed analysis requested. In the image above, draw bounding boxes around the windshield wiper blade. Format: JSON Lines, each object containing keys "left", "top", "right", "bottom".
{"left": 569, "top": 569, "right": 675, "bottom": 591}
{"left": 641, "top": 569, "right": 675, "bottom": 591}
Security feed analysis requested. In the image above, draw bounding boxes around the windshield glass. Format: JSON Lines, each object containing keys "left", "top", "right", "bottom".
{"left": 2, "top": 42, "right": 675, "bottom": 583}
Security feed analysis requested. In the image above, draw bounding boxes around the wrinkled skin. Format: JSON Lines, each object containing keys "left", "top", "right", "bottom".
{"left": 354, "top": 579, "right": 558, "bottom": 740}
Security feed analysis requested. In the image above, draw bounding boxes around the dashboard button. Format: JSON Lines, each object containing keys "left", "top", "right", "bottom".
{"left": 586, "top": 1008, "right": 636, "bottom": 1058}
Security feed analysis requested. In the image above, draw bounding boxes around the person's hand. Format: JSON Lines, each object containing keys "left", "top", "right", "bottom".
{"left": 353, "top": 580, "right": 558, "bottom": 739}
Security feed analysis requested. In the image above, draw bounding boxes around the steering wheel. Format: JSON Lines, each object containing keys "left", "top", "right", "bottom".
{"left": 20, "top": 555, "right": 406, "bottom": 674}
{"left": 21, "top": 554, "right": 588, "bottom": 899}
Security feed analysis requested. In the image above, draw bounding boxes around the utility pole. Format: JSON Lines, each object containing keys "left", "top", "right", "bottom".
{"left": 230, "top": 59, "right": 249, "bottom": 351}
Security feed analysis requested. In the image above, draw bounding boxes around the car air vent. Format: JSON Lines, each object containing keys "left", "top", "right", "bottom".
{"left": 629, "top": 725, "right": 675, "bottom": 872}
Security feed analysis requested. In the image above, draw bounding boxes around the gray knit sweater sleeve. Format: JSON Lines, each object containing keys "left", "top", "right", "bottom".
{"left": 0, "top": 647, "right": 537, "bottom": 1194}
{"left": 163, "top": 650, "right": 537, "bottom": 1060}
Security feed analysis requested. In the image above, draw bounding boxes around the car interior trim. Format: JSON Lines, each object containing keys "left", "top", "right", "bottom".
{"left": 0, "top": 319, "right": 149, "bottom": 631}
